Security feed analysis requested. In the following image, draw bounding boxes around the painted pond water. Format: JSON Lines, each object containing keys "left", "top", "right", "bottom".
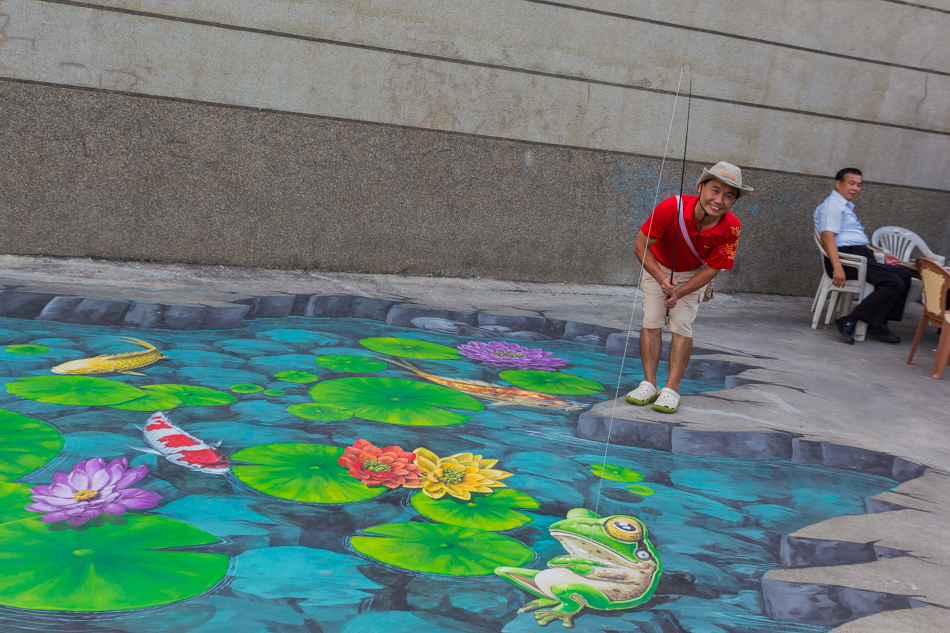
{"left": 0, "top": 315, "right": 893, "bottom": 633}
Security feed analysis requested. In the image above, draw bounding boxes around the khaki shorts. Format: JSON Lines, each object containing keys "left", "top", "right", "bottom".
{"left": 641, "top": 264, "right": 707, "bottom": 338}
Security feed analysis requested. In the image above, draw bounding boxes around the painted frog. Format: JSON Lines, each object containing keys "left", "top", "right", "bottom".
{"left": 495, "top": 508, "right": 662, "bottom": 628}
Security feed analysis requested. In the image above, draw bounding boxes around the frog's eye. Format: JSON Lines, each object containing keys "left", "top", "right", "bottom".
{"left": 605, "top": 517, "right": 644, "bottom": 542}
{"left": 635, "top": 549, "right": 651, "bottom": 561}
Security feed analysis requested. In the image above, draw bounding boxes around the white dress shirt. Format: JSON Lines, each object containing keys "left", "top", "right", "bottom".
{"left": 813, "top": 190, "right": 870, "bottom": 247}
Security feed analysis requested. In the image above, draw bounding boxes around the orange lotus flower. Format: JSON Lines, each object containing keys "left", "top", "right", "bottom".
{"left": 338, "top": 439, "right": 422, "bottom": 488}
{"left": 406, "top": 448, "right": 512, "bottom": 500}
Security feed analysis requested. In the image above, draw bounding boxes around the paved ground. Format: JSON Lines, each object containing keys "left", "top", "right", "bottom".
{"left": 0, "top": 254, "right": 947, "bottom": 632}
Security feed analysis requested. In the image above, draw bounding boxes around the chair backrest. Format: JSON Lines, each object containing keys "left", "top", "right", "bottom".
{"left": 872, "top": 226, "right": 946, "bottom": 265}
{"left": 814, "top": 228, "right": 829, "bottom": 258}
{"left": 916, "top": 258, "right": 950, "bottom": 322}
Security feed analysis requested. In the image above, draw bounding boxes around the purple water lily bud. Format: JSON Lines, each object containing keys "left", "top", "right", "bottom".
{"left": 27, "top": 456, "right": 162, "bottom": 526}
{"left": 457, "top": 341, "right": 568, "bottom": 370}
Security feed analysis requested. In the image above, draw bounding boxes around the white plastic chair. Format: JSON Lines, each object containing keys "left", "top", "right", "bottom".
{"left": 812, "top": 230, "right": 874, "bottom": 340}
{"left": 871, "top": 226, "right": 945, "bottom": 266}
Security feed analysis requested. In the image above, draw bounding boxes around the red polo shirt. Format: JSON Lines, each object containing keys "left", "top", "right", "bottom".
{"left": 641, "top": 195, "right": 741, "bottom": 272}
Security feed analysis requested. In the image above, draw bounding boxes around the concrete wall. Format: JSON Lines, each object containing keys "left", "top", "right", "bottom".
{"left": 0, "top": 0, "right": 947, "bottom": 294}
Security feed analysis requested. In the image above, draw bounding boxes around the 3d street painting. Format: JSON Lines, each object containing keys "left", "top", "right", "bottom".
{"left": 0, "top": 308, "right": 900, "bottom": 633}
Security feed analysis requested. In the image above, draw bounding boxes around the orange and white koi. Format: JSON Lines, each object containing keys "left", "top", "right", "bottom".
{"left": 136, "top": 412, "right": 230, "bottom": 475}
{"left": 386, "top": 358, "right": 583, "bottom": 411}
{"left": 52, "top": 337, "right": 166, "bottom": 376}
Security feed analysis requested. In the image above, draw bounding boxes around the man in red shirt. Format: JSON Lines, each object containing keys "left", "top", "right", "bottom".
{"left": 625, "top": 161, "right": 752, "bottom": 413}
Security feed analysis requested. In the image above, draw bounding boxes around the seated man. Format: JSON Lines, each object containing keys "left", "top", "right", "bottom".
{"left": 815, "top": 168, "right": 912, "bottom": 344}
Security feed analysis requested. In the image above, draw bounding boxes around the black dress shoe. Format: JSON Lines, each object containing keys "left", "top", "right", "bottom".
{"left": 835, "top": 316, "right": 856, "bottom": 344}
{"left": 868, "top": 323, "right": 901, "bottom": 344}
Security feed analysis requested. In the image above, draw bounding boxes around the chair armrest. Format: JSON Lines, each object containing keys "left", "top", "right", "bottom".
{"left": 872, "top": 251, "right": 885, "bottom": 263}
{"left": 838, "top": 253, "right": 868, "bottom": 271}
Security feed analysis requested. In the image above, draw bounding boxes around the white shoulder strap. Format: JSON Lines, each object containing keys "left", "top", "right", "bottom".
{"left": 677, "top": 196, "right": 706, "bottom": 265}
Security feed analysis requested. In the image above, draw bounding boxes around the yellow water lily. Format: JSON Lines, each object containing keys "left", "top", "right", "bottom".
{"left": 407, "top": 448, "right": 512, "bottom": 500}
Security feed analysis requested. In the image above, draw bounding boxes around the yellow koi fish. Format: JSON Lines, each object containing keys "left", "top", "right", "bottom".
{"left": 387, "top": 358, "right": 583, "bottom": 411}
{"left": 51, "top": 337, "right": 166, "bottom": 376}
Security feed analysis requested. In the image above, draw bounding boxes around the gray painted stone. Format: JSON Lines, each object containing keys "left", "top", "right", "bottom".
{"left": 0, "top": 290, "right": 56, "bottom": 319}
{"left": 762, "top": 579, "right": 916, "bottom": 627}
{"left": 780, "top": 535, "right": 877, "bottom": 568}
{"left": 235, "top": 295, "right": 296, "bottom": 319}
{"left": 200, "top": 305, "right": 250, "bottom": 329}
{"left": 563, "top": 321, "right": 622, "bottom": 342}
{"left": 37, "top": 296, "right": 129, "bottom": 326}
{"left": 289, "top": 294, "right": 312, "bottom": 317}
{"left": 305, "top": 295, "right": 353, "bottom": 318}
{"left": 683, "top": 360, "right": 753, "bottom": 383}
{"left": 865, "top": 498, "right": 910, "bottom": 514}
{"left": 820, "top": 443, "right": 895, "bottom": 478}
{"left": 571, "top": 334, "right": 606, "bottom": 346}
{"left": 386, "top": 305, "right": 450, "bottom": 327}
{"left": 671, "top": 429, "right": 792, "bottom": 459}
{"left": 446, "top": 310, "right": 478, "bottom": 325}
{"left": 504, "top": 331, "right": 551, "bottom": 341}
{"left": 122, "top": 302, "right": 209, "bottom": 330}
{"left": 576, "top": 414, "right": 672, "bottom": 451}
{"left": 791, "top": 439, "right": 825, "bottom": 465}
{"left": 350, "top": 297, "right": 397, "bottom": 321}
{"left": 477, "top": 314, "right": 547, "bottom": 333}
{"left": 605, "top": 333, "right": 639, "bottom": 357}
{"left": 892, "top": 458, "right": 928, "bottom": 482}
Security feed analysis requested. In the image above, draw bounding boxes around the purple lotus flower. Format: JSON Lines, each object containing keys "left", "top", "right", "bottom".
{"left": 27, "top": 457, "right": 162, "bottom": 526}
{"left": 457, "top": 341, "right": 568, "bottom": 370}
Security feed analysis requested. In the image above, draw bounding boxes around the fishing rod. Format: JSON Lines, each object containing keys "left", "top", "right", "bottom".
{"left": 593, "top": 64, "right": 690, "bottom": 516}
{"left": 665, "top": 67, "right": 692, "bottom": 326}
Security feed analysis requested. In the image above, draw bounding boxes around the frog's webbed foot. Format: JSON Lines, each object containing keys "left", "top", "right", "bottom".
{"left": 518, "top": 597, "right": 559, "bottom": 614}
{"left": 534, "top": 608, "right": 577, "bottom": 628}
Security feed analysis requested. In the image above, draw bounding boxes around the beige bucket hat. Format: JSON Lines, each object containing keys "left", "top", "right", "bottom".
{"left": 697, "top": 161, "right": 754, "bottom": 198}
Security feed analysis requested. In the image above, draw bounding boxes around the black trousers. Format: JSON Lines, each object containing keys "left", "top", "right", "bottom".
{"left": 823, "top": 245, "right": 912, "bottom": 328}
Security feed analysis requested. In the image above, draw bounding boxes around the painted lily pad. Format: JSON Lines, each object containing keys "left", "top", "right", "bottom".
{"left": 411, "top": 489, "right": 540, "bottom": 531}
{"left": 625, "top": 484, "right": 656, "bottom": 496}
{"left": 6, "top": 376, "right": 145, "bottom": 407}
{"left": 0, "top": 514, "right": 228, "bottom": 611}
{"left": 142, "top": 384, "right": 236, "bottom": 407}
{"left": 263, "top": 389, "right": 285, "bottom": 397}
{"left": 231, "top": 443, "right": 385, "bottom": 504}
{"left": 308, "top": 377, "right": 482, "bottom": 426}
{"left": 0, "top": 481, "right": 34, "bottom": 521}
{"left": 359, "top": 337, "right": 461, "bottom": 360}
{"left": 589, "top": 464, "right": 644, "bottom": 482}
{"left": 273, "top": 371, "right": 320, "bottom": 383}
{"left": 314, "top": 355, "right": 388, "bottom": 373}
{"left": 230, "top": 384, "right": 264, "bottom": 393}
{"left": 350, "top": 522, "right": 534, "bottom": 575}
{"left": 500, "top": 370, "right": 604, "bottom": 395}
{"left": 286, "top": 403, "right": 353, "bottom": 422}
{"left": 110, "top": 391, "right": 184, "bottom": 412}
{"left": 6, "top": 345, "right": 49, "bottom": 355}
{"left": 0, "top": 409, "right": 65, "bottom": 481}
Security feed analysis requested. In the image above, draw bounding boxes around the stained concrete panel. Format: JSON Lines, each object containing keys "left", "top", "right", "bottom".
{"left": 79, "top": 0, "right": 949, "bottom": 133}
{"left": 0, "top": 0, "right": 947, "bottom": 189}
{"left": 1, "top": 80, "right": 948, "bottom": 292}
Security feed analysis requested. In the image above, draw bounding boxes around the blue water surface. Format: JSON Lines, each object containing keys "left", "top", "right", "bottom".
{"left": 0, "top": 316, "right": 893, "bottom": 633}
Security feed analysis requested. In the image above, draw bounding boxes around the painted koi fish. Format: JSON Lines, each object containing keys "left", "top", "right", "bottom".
{"left": 387, "top": 358, "right": 583, "bottom": 411}
{"left": 137, "top": 412, "right": 230, "bottom": 475}
{"left": 52, "top": 337, "right": 166, "bottom": 376}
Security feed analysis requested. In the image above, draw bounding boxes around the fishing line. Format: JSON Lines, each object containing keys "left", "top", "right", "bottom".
{"left": 593, "top": 63, "right": 691, "bottom": 517}
{"left": 665, "top": 70, "right": 693, "bottom": 327}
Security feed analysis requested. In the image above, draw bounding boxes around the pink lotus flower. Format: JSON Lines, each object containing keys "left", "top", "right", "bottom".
{"left": 27, "top": 457, "right": 162, "bottom": 526}
{"left": 457, "top": 341, "right": 568, "bottom": 370}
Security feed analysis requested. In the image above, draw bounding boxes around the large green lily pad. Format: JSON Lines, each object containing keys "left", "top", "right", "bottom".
{"left": 0, "top": 481, "right": 36, "bottom": 521}
{"left": 308, "top": 377, "right": 482, "bottom": 426}
{"left": 142, "top": 384, "right": 236, "bottom": 407}
{"left": 350, "top": 522, "right": 534, "bottom": 575}
{"left": 273, "top": 371, "right": 320, "bottom": 383}
{"left": 6, "top": 376, "right": 145, "bottom": 406}
{"left": 359, "top": 337, "right": 461, "bottom": 360}
{"left": 589, "top": 464, "right": 644, "bottom": 482}
{"left": 231, "top": 443, "right": 385, "bottom": 504}
{"left": 499, "top": 370, "right": 604, "bottom": 395}
{"left": 0, "top": 409, "right": 65, "bottom": 480}
{"left": 411, "top": 489, "right": 540, "bottom": 531}
{"left": 286, "top": 403, "right": 353, "bottom": 422}
{"left": 110, "top": 391, "right": 184, "bottom": 412}
{"left": 6, "top": 345, "right": 49, "bottom": 355}
{"left": 0, "top": 514, "right": 228, "bottom": 611}
{"left": 314, "top": 355, "right": 388, "bottom": 373}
